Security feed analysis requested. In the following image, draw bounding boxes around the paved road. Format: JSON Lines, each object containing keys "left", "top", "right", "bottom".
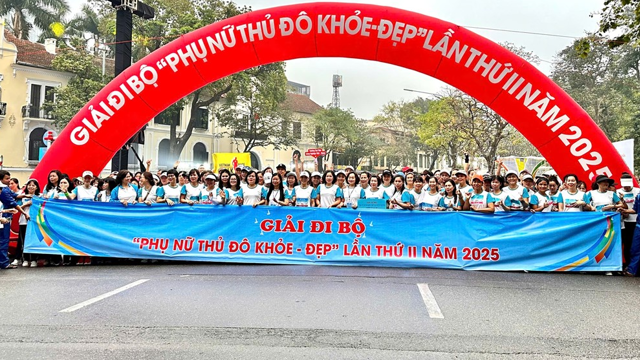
{"left": 1, "top": 264, "right": 639, "bottom": 359}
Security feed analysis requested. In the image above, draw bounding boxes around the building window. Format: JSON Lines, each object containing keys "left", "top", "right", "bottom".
{"left": 193, "top": 142, "right": 208, "bottom": 165}
{"left": 155, "top": 108, "right": 180, "bottom": 126}
{"left": 292, "top": 121, "right": 302, "bottom": 140}
{"left": 158, "top": 139, "right": 171, "bottom": 169}
{"left": 29, "top": 128, "right": 47, "bottom": 161}
{"left": 250, "top": 151, "right": 261, "bottom": 170}
{"left": 194, "top": 108, "right": 209, "bottom": 129}
{"left": 315, "top": 126, "right": 323, "bottom": 143}
{"left": 24, "top": 84, "right": 56, "bottom": 119}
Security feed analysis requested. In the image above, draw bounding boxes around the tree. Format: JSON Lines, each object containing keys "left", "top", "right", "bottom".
{"left": 0, "top": 0, "right": 69, "bottom": 40}
{"left": 597, "top": 0, "right": 640, "bottom": 47}
{"left": 307, "top": 107, "right": 376, "bottom": 169}
{"left": 552, "top": 36, "right": 640, "bottom": 169}
{"left": 372, "top": 98, "right": 432, "bottom": 169}
{"left": 214, "top": 63, "right": 296, "bottom": 153}
{"left": 43, "top": 49, "right": 109, "bottom": 129}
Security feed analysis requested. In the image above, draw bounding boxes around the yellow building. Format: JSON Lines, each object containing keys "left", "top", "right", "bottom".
{"left": 0, "top": 27, "right": 326, "bottom": 180}
{"left": 0, "top": 29, "right": 72, "bottom": 184}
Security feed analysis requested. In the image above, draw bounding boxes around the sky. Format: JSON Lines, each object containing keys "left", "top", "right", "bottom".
{"left": 67, "top": 0, "right": 603, "bottom": 119}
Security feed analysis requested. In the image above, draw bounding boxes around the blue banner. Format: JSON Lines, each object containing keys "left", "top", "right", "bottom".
{"left": 25, "top": 197, "right": 622, "bottom": 271}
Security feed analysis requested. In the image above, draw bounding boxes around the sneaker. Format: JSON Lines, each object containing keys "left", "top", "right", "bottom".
{"left": 30, "top": 261, "right": 37, "bottom": 268}
{"left": 22, "top": 261, "right": 29, "bottom": 267}
{"left": 10, "top": 259, "right": 19, "bottom": 266}
{"left": 605, "top": 272, "right": 613, "bottom": 276}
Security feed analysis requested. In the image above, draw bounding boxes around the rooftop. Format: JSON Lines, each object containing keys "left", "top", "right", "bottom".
{"left": 283, "top": 93, "right": 323, "bottom": 115}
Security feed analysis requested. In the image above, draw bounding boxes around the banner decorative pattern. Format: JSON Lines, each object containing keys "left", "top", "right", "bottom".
{"left": 25, "top": 198, "right": 622, "bottom": 271}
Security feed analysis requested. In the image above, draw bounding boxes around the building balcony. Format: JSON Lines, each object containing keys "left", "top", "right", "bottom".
{"left": 21, "top": 105, "right": 55, "bottom": 121}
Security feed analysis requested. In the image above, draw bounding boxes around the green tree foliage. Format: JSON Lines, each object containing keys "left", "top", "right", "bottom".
{"left": 372, "top": 98, "right": 432, "bottom": 169}
{"left": 215, "top": 63, "right": 297, "bottom": 153}
{"left": 597, "top": 0, "right": 640, "bottom": 47}
{"left": 1, "top": 0, "right": 69, "bottom": 40}
{"left": 552, "top": 36, "right": 640, "bottom": 170}
{"left": 308, "top": 107, "right": 377, "bottom": 169}
{"left": 43, "top": 50, "right": 109, "bottom": 129}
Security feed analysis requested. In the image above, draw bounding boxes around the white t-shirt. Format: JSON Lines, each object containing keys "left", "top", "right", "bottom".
{"left": 241, "top": 184, "right": 263, "bottom": 206}
{"left": 158, "top": 184, "right": 182, "bottom": 202}
{"left": 319, "top": 184, "right": 343, "bottom": 208}
{"left": 438, "top": 195, "right": 460, "bottom": 211}
{"left": 530, "top": 192, "right": 552, "bottom": 212}
{"left": 73, "top": 185, "right": 98, "bottom": 201}
{"left": 138, "top": 185, "right": 158, "bottom": 203}
{"left": 467, "top": 191, "right": 494, "bottom": 209}
{"left": 491, "top": 191, "right": 511, "bottom": 212}
{"left": 586, "top": 190, "right": 620, "bottom": 212}
{"left": 96, "top": 190, "right": 110, "bottom": 202}
{"left": 199, "top": 187, "right": 224, "bottom": 205}
{"left": 559, "top": 190, "right": 586, "bottom": 212}
{"left": 381, "top": 184, "right": 395, "bottom": 199}
{"left": 365, "top": 187, "right": 387, "bottom": 199}
{"left": 114, "top": 185, "right": 137, "bottom": 203}
{"left": 343, "top": 186, "right": 365, "bottom": 208}
{"left": 412, "top": 190, "right": 441, "bottom": 211}
{"left": 225, "top": 188, "right": 243, "bottom": 205}
{"left": 181, "top": 183, "right": 203, "bottom": 202}
{"left": 619, "top": 188, "right": 640, "bottom": 222}
{"left": 502, "top": 185, "right": 530, "bottom": 211}
{"left": 294, "top": 185, "right": 314, "bottom": 207}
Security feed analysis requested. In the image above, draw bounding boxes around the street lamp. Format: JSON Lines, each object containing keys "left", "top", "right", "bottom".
{"left": 403, "top": 88, "right": 443, "bottom": 98}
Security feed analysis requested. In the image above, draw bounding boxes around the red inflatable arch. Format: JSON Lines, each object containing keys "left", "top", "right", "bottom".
{"left": 32, "top": 2, "right": 633, "bottom": 184}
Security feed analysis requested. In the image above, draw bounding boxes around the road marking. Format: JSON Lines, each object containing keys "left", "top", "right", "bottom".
{"left": 417, "top": 283, "right": 444, "bottom": 319}
{"left": 59, "top": 279, "right": 150, "bottom": 313}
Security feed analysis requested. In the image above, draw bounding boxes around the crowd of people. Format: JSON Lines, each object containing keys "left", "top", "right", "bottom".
{"left": 1, "top": 157, "right": 640, "bottom": 276}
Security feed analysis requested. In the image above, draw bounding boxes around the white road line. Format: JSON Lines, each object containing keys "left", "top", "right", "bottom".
{"left": 417, "top": 283, "right": 444, "bottom": 319}
{"left": 59, "top": 279, "right": 150, "bottom": 313}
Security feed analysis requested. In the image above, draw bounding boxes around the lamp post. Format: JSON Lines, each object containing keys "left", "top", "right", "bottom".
{"left": 108, "top": 0, "right": 155, "bottom": 172}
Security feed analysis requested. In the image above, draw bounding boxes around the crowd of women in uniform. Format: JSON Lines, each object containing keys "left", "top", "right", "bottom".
{"left": 3, "top": 161, "right": 640, "bottom": 276}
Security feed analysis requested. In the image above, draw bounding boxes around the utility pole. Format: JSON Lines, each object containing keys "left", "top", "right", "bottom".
{"left": 108, "top": 0, "right": 155, "bottom": 172}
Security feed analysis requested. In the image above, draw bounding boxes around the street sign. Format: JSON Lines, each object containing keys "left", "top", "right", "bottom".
{"left": 43, "top": 130, "right": 57, "bottom": 146}
{"left": 305, "top": 148, "right": 326, "bottom": 158}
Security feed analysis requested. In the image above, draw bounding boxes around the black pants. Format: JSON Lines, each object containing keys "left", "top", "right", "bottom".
{"left": 623, "top": 222, "right": 636, "bottom": 266}
{"left": 16, "top": 224, "right": 33, "bottom": 262}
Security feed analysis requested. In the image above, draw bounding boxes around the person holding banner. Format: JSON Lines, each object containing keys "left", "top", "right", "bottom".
{"left": 310, "top": 172, "right": 322, "bottom": 207}
{"left": 490, "top": 175, "right": 511, "bottom": 212}
{"left": 293, "top": 171, "right": 314, "bottom": 207}
{"left": 530, "top": 177, "right": 553, "bottom": 212}
{"left": 437, "top": 179, "right": 462, "bottom": 211}
{"left": 463, "top": 175, "right": 495, "bottom": 213}
{"left": 260, "top": 173, "right": 287, "bottom": 206}
{"left": 344, "top": 172, "right": 365, "bottom": 209}
{"left": 318, "top": 170, "right": 344, "bottom": 208}
{"left": 364, "top": 175, "right": 388, "bottom": 200}
{"left": 97, "top": 177, "right": 115, "bottom": 203}
{"left": 584, "top": 175, "right": 624, "bottom": 212}
{"left": 200, "top": 174, "right": 225, "bottom": 205}
{"left": 218, "top": 169, "right": 231, "bottom": 190}
{"left": 359, "top": 172, "right": 370, "bottom": 192}
{"left": 335, "top": 170, "right": 347, "bottom": 190}
{"left": 55, "top": 177, "right": 75, "bottom": 200}
{"left": 548, "top": 176, "right": 562, "bottom": 212}
{"left": 73, "top": 171, "right": 98, "bottom": 201}
{"left": 156, "top": 169, "right": 181, "bottom": 206}
{"left": 241, "top": 171, "right": 263, "bottom": 208}
{"left": 110, "top": 171, "right": 138, "bottom": 206}
{"left": 381, "top": 170, "right": 395, "bottom": 199}
{"left": 502, "top": 170, "right": 530, "bottom": 211}
{"left": 558, "top": 174, "right": 588, "bottom": 212}
{"left": 623, "top": 191, "right": 640, "bottom": 277}
{"left": 180, "top": 169, "right": 202, "bottom": 205}
{"left": 618, "top": 173, "right": 640, "bottom": 266}
{"left": 137, "top": 172, "right": 158, "bottom": 205}
{"left": 388, "top": 175, "right": 412, "bottom": 210}
{"left": 225, "top": 174, "right": 243, "bottom": 206}
{"left": 43, "top": 170, "right": 63, "bottom": 199}
{"left": 16, "top": 179, "right": 40, "bottom": 267}
{"left": 409, "top": 176, "right": 426, "bottom": 210}
{"left": 284, "top": 172, "right": 298, "bottom": 205}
